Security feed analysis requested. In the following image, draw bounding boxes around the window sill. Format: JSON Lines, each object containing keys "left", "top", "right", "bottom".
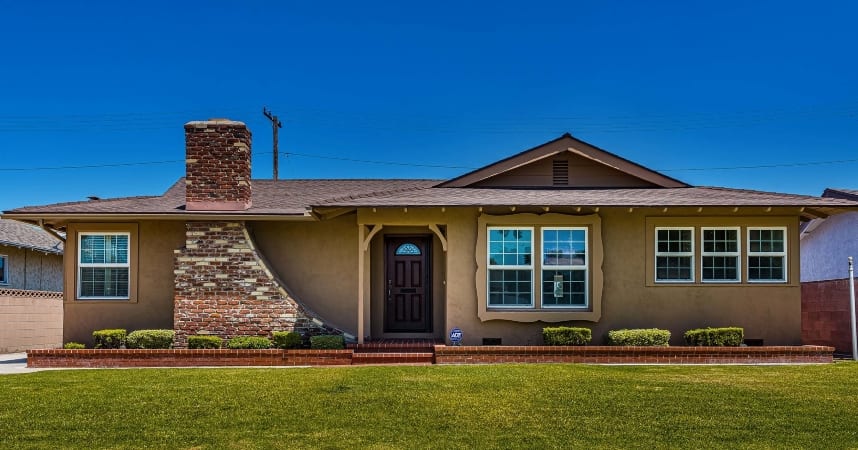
{"left": 480, "top": 308, "right": 600, "bottom": 323}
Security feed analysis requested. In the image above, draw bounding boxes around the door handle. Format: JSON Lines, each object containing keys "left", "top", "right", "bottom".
{"left": 387, "top": 279, "right": 392, "bottom": 301}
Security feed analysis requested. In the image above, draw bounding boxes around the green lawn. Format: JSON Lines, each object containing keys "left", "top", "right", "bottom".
{"left": 2, "top": 363, "right": 857, "bottom": 449}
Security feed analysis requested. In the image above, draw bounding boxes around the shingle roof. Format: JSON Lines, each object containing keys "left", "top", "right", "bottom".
{"left": 0, "top": 219, "right": 63, "bottom": 254}
{"left": 313, "top": 185, "right": 858, "bottom": 209}
{"left": 4, "top": 179, "right": 441, "bottom": 216}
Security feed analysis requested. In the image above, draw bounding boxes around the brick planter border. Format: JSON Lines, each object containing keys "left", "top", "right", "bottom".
{"left": 26, "top": 345, "right": 835, "bottom": 368}
{"left": 27, "top": 349, "right": 353, "bottom": 368}
{"left": 433, "top": 345, "right": 835, "bottom": 365}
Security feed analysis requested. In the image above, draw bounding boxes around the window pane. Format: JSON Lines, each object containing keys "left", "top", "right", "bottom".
{"left": 0, "top": 256, "right": 6, "bottom": 283}
{"left": 488, "top": 269, "right": 532, "bottom": 306}
{"left": 702, "top": 256, "right": 739, "bottom": 281}
{"left": 542, "top": 269, "right": 586, "bottom": 306}
{"left": 543, "top": 228, "right": 586, "bottom": 267}
{"left": 79, "top": 267, "right": 129, "bottom": 298}
{"left": 656, "top": 256, "right": 692, "bottom": 281}
{"left": 488, "top": 228, "right": 532, "bottom": 267}
{"left": 81, "top": 234, "right": 128, "bottom": 264}
{"left": 749, "top": 256, "right": 785, "bottom": 281}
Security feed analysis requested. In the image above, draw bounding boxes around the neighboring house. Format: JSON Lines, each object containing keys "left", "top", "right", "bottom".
{"left": 0, "top": 219, "right": 63, "bottom": 291}
{"left": 0, "top": 219, "right": 64, "bottom": 352}
{"left": 800, "top": 188, "right": 858, "bottom": 354}
{"left": 3, "top": 119, "right": 857, "bottom": 347}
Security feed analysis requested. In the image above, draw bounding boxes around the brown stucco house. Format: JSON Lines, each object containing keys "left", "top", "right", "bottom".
{"left": 3, "top": 119, "right": 857, "bottom": 347}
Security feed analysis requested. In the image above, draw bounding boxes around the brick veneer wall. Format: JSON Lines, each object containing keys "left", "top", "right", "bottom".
{"left": 184, "top": 120, "right": 252, "bottom": 211}
{"left": 802, "top": 278, "right": 858, "bottom": 354}
{"left": 173, "top": 221, "right": 343, "bottom": 347}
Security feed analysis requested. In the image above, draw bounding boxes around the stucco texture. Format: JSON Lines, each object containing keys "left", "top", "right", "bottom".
{"left": 801, "top": 211, "right": 858, "bottom": 282}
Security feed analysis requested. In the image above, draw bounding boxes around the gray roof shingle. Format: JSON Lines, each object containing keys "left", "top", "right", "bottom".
{"left": 0, "top": 219, "right": 63, "bottom": 254}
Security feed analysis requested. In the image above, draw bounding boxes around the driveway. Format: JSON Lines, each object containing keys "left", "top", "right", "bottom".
{"left": 0, "top": 353, "right": 38, "bottom": 374}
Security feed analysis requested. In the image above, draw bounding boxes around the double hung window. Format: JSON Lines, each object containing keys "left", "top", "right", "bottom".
{"left": 748, "top": 227, "right": 786, "bottom": 282}
{"left": 655, "top": 228, "right": 694, "bottom": 282}
{"left": 487, "top": 226, "right": 589, "bottom": 309}
{"left": 701, "top": 228, "right": 740, "bottom": 282}
{"left": 78, "top": 233, "right": 130, "bottom": 299}
{"left": 0, "top": 255, "right": 7, "bottom": 285}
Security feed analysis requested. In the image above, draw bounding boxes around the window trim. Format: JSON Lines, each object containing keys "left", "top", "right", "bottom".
{"left": 77, "top": 231, "right": 131, "bottom": 300}
{"left": 700, "top": 227, "right": 741, "bottom": 283}
{"left": 747, "top": 226, "right": 788, "bottom": 283}
{"left": 654, "top": 227, "right": 695, "bottom": 283}
{"left": 487, "top": 226, "right": 535, "bottom": 308}
{"left": 0, "top": 254, "right": 7, "bottom": 285}
{"left": 540, "top": 227, "right": 589, "bottom": 309}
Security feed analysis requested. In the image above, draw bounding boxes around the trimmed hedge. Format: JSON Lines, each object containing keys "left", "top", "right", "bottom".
{"left": 607, "top": 328, "right": 671, "bottom": 346}
{"left": 63, "top": 342, "right": 85, "bottom": 349}
{"left": 542, "top": 327, "right": 592, "bottom": 346}
{"left": 188, "top": 335, "right": 223, "bottom": 349}
{"left": 272, "top": 331, "right": 303, "bottom": 349}
{"left": 227, "top": 336, "right": 272, "bottom": 349}
{"left": 125, "top": 330, "right": 175, "bottom": 349}
{"left": 684, "top": 327, "right": 744, "bottom": 347}
{"left": 310, "top": 335, "right": 345, "bottom": 349}
{"left": 93, "top": 329, "right": 126, "bottom": 349}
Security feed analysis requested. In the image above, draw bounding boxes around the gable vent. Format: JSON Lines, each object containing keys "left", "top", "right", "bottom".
{"left": 552, "top": 160, "right": 569, "bottom": 186}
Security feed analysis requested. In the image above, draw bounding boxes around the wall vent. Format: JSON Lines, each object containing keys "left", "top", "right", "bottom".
{"left": 552, "top": 160, "right": 569, "bottom": 186}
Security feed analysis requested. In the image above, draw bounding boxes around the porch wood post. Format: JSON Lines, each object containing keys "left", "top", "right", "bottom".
{"left": 357, "top": 225, "right": 365, "bottom": 344}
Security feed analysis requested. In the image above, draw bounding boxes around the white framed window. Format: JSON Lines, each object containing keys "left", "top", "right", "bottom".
{"left": 541, "top": 227, "right": 588, "bottom": 308}
{"left": 747, "top": 227, "right": 787, "bottom": 282}
{"left": 487, "top": 227, "right": 534, "bottom": 307}
{"left": 0, "top": 254, "right": 7, "bottom": 285}
{"left": 701, "top": 227, "right": 740, "bottom": 283}
{"left": 78, "top": 232, "right": 130, "bottom": 299}
{"left": 655, "top": 227, "right": 694, "bottom": 282}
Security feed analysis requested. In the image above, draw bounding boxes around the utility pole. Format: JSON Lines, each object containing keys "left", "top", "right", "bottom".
{"left": 262, "top": 107, "right": 283, "bottom": 180}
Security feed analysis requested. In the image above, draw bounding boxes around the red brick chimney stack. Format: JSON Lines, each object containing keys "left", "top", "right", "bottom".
{"left": 184, "top": 119, "right": 252, "bottom": 211}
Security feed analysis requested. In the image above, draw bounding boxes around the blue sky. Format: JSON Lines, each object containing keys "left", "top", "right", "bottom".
{"left": 1, "top": 1, "right": 856, "bottom": 212}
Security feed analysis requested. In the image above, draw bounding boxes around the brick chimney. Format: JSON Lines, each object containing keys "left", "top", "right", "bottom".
{"left": 184, "top": 119, "right": 252, "bottom": 211}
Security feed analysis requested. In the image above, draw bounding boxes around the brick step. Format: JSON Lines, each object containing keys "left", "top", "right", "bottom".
{"left": 348, "top": 340, "right": 439, "bottom": 354}
{"left": 351, "top": 352, "right": 434, "bottom": 365}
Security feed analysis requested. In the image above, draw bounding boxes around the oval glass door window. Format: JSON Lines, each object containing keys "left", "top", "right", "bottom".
{"left": 395, "top": 243, "right": 422, "bottom": 255}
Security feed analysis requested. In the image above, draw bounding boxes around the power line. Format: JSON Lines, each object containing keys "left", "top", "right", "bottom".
{"left": 3, "top": 150, "right": 858, "bottom": 173}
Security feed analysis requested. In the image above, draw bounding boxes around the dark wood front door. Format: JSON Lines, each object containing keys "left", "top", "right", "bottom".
{"left": 384, "top": 236, "right": 431, "bottom": 333}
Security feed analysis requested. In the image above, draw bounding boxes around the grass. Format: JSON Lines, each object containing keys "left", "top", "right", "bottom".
{"left": 2, "top": 363, "right": 858, "bottom": 449}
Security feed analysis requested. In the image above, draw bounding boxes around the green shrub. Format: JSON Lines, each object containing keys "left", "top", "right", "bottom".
{"left": 310, "top": 335, "right": 345, "bottom": 349}
{"left": 607, "top": 328, "right": 671, "bottom": 346}
{"left": 542, "top": 327, "right": 592, "bottom": 346}
{"left": 272, "top": 331, "right": 303, "bottom": 349}
{"left": 188, "top": 335, "right": 223, "bottom": 349}
{"left": 92, "top": 329, "right": 126, "bottom": 349}
{"left": 684, "top": 327, "right": 744, "bottom": 346}
{"left": 227, "top": 336, "right": 272, "bottom": 349}
{"left": 125, "top": 329, "right": 175, "bottom": 349}
{"left": 63, "top": 342, "right": 85, "bottom": 349}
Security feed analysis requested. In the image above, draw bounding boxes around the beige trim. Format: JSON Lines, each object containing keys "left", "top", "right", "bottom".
{"left": 428, "top": 224, "right": 448, "bottom": 252}
{"left": 65, "top": 223, "right": 139, "bottom": 303}
{"left": 439, "top": 134, "right": 688, "bottom": 188}
{"left": 476, "top": 213, "right": 603, "bottom": 322}
{"left": 644, "top": 216, "right": 799, "bottom": 287}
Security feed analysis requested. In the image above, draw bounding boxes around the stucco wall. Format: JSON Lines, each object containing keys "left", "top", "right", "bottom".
{"left": 800, "top": 212, "right": 858, "bottom": 282}
{"left": 63, "top": 221, "right": 185, "bottom": 346}
{"left": 0, "top": 290, "right": 63, "bottom": 352}
{"left": 0, "top": 244, "right": 63, "bottom": 292}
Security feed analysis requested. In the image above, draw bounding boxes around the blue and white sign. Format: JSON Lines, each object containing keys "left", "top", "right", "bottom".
{"left": 449, "top": 327, "right": 463, "bottom": 345}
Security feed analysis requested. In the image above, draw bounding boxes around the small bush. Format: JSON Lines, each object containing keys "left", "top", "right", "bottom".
{"left": 63, "top": 342, "right": 85, "bottom": 349}
{"left": 310, "top": 335, "right": 345, "bottom": 349}
{"left": 227, "top": 336, "right": 272, "bottom": 349}
{"left": 125, "top": 329, "right": 175, "bottom": 349}
{"left": 272, "top": 331, "right": 303, "bottom": 349}
{"left": 607, "top": 328, "right": 671, "bottom": 346}
{"left": 188, "top": 335, "right": 223, "bottom": 349}
{"left": 684, "top": 327, "right": 744, "bottom": 346}
{"left": 92, "top": 329, "right": 126, "bottom": 349}
{"left": 542, "top": 327, "right": 592, "bottom": 346}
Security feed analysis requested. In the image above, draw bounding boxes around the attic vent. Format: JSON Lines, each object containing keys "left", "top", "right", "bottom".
{"left": 552, "top": 160, "right": 569, "bottom": 186}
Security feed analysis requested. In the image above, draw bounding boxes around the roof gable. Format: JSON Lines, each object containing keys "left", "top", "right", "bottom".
{"left": 437, "top": 133, "right": 689, "bottom": 188}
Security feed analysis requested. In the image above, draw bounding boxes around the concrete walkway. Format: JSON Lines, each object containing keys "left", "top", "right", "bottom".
{"left": 0, "top": 352, "right": 38, "bottom": 374}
